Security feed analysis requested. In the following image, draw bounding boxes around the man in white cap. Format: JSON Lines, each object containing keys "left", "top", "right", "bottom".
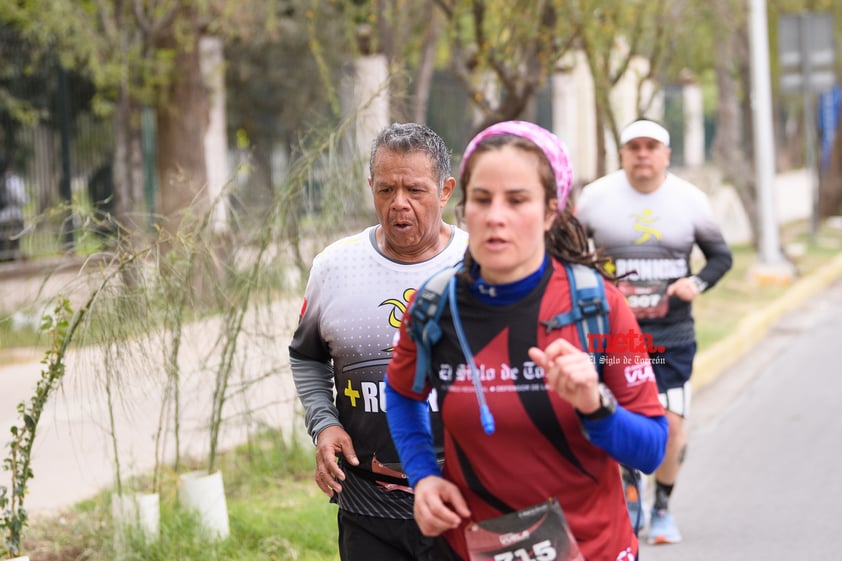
{"left": 576, "top": 119, "right": 733, "bottom": 545}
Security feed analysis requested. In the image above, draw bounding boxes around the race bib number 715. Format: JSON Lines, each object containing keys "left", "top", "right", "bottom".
{"left": 464, "top": 498, "right": 583, "bottom": 561}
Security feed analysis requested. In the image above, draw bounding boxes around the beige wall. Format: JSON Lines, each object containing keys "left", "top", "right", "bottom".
{"left": 551, "top": 48, "right": 665, "bottom": 184}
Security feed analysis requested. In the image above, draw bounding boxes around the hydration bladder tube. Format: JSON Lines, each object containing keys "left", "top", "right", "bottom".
{"left": 448, "top": 276, "right": 495, "bottom": 435}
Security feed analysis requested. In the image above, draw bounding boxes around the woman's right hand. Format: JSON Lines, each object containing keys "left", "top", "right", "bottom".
{"left": 413, "top": 475, "right": 472, "bottom": 536}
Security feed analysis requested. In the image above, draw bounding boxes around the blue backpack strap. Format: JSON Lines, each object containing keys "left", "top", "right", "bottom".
{"left": 407, "top": 266, "right": 459, "bottom": 392}
{"left": 541, "top": 263, "right": 611, "bottom": 379}
{"left": 544, "top": 263, "right": 643, "bottom": 536}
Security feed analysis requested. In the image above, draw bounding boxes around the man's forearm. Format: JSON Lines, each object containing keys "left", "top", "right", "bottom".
{"left": 289, "top": 353, "right": 340, "bottom": 442}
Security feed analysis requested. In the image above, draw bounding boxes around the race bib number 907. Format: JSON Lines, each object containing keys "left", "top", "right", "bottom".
{"left": 618, "top": 279, "right": 670, "bottom": 319}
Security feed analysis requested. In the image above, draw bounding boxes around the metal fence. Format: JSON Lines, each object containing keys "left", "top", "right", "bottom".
{"left": 3, "top": 113, "right": 114, "bottom": 258}
{"left": 1, "top": 27, "right": 114, "bottom": 262}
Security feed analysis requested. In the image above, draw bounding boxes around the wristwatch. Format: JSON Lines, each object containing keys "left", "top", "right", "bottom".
{"left": 690, "top": 275, "right": 708, "bottom": 292}
{"left": 577, "top": 383, "right": 617, "bottom": 421}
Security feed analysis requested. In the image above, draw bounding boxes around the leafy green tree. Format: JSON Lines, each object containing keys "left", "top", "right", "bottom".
{"left": 2, "top": 0, "right": 192, "bottom": 239}
{"left": 2, "top": 1, "right": 248, "bottom": 241}
{"left": 358, "top": 0, "right": 445, "bottom": 124}
{"left": 433, "top": 0, "right": 580, "bottom": 133}
{"left": 704, "top": 0, "right": 758, "bottom": 239}
{"left": 0, "top": 24, "right": 51, "bottom": 153}
{"left": 0, "top": 21, "right": 103, "bottom": 215}
{"left": 561, "top": 0, "right": 680, "bottom": 175}
{"left": 429, "top": 0, "right": 694, "bottom": 170}
{"left": 224, "top": 0, "right": 354, "bottom": 207}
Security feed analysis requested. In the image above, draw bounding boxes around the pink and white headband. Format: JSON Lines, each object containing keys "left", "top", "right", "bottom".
{"left": 460, "top": 120, "right": 573, "bottom": 210}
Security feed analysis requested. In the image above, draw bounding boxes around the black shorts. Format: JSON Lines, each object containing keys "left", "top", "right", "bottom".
{"left": 337, "top": 509, "right": 459, "bottom": 561}
{"left": 649, "top": 342, "right": 696, "bottom": 417}
{"left": 648, "top": 341, "right": 696, "bottom": 392}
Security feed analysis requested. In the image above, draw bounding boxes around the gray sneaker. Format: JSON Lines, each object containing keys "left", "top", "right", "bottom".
{"left": 648, "top": 509, "right": 682, "bottom": 545}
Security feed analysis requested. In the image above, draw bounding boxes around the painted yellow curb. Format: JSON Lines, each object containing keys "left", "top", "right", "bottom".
{"left": 692, "top": 251, "right": 842, "bottom": 391}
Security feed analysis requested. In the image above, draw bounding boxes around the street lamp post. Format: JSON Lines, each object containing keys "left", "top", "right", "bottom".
{"left": 748, "top": 0, "right": 795, "bottom": 283}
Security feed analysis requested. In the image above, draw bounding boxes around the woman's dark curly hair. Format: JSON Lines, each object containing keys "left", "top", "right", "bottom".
{"left": 456, "top": 133, "right": 613, "bottom": 281}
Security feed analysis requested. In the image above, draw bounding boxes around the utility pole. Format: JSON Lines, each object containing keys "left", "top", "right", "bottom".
{"left": 748, "top": 0, "right": 795, "bottom": 283}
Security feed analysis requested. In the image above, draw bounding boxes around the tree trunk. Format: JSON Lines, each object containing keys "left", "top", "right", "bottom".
{"left": 594, "top": 107, "right": 607, "bottom": 179}
{"left": 412, "top": 4, "right": 441, "bottom": 124}
{"left": 156, "top": 34, "right": 209, "bottom": 240}
{"left": 820, "top": 115, "right": 842, "bottom": 218}
{"left": 710, "top": 2, "right": 757, "bottom": 246}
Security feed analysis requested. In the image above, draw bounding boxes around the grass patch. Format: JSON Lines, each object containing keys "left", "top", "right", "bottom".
{"left": 693, "top": 218, "right": 842, "bottom": 351}
{"left": 20, "top": 433, "right": 339, "bottom": 561}
{"left": 0, "top": 313, "right": 44, "bottom": 350}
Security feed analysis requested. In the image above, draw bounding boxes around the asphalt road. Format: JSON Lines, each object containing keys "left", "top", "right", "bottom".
{"left": 640, "top": 277, "right": 842, "bottom": 560}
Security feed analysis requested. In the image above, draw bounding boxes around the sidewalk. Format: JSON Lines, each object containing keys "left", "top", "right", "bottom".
{"left": 692, "top": 167, "right": 842, "bottom": 390}
{"left": 0, "top": 276, "right": 306, "bottom": 514}
{"left": 692, "top": 249, "right": 842, "bottom": 392}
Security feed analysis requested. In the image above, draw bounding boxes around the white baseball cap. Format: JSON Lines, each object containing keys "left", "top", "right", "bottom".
{"left": 620, "top": 120, "right": 670, "bottom": 147}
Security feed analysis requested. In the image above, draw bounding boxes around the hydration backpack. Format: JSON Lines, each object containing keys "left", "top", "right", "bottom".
{"left": 407, "top": 261, "right": 611, "bottom": 394}
{"left": 405, "top": 261, "right": 644, "bottom": 535}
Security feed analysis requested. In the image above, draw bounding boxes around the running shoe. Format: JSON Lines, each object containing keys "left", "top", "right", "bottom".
{"left": 648, "top": 508, "right": 682, "bottom": 544}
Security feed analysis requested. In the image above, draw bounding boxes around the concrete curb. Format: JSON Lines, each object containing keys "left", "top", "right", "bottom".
{"left": 0, "top": 255, "right": 95, "bottom": 281}
{"left": 693, "top": 251, "right": 842, "bottom": 391}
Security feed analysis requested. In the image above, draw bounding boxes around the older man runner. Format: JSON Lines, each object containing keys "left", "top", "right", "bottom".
{"left": 289, "top": 123, "right": 468, "bottom": 560}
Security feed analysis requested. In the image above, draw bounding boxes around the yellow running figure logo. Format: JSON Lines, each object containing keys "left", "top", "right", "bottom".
{"left": 632, "top": 209, "right": 662, "bottom": 244}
